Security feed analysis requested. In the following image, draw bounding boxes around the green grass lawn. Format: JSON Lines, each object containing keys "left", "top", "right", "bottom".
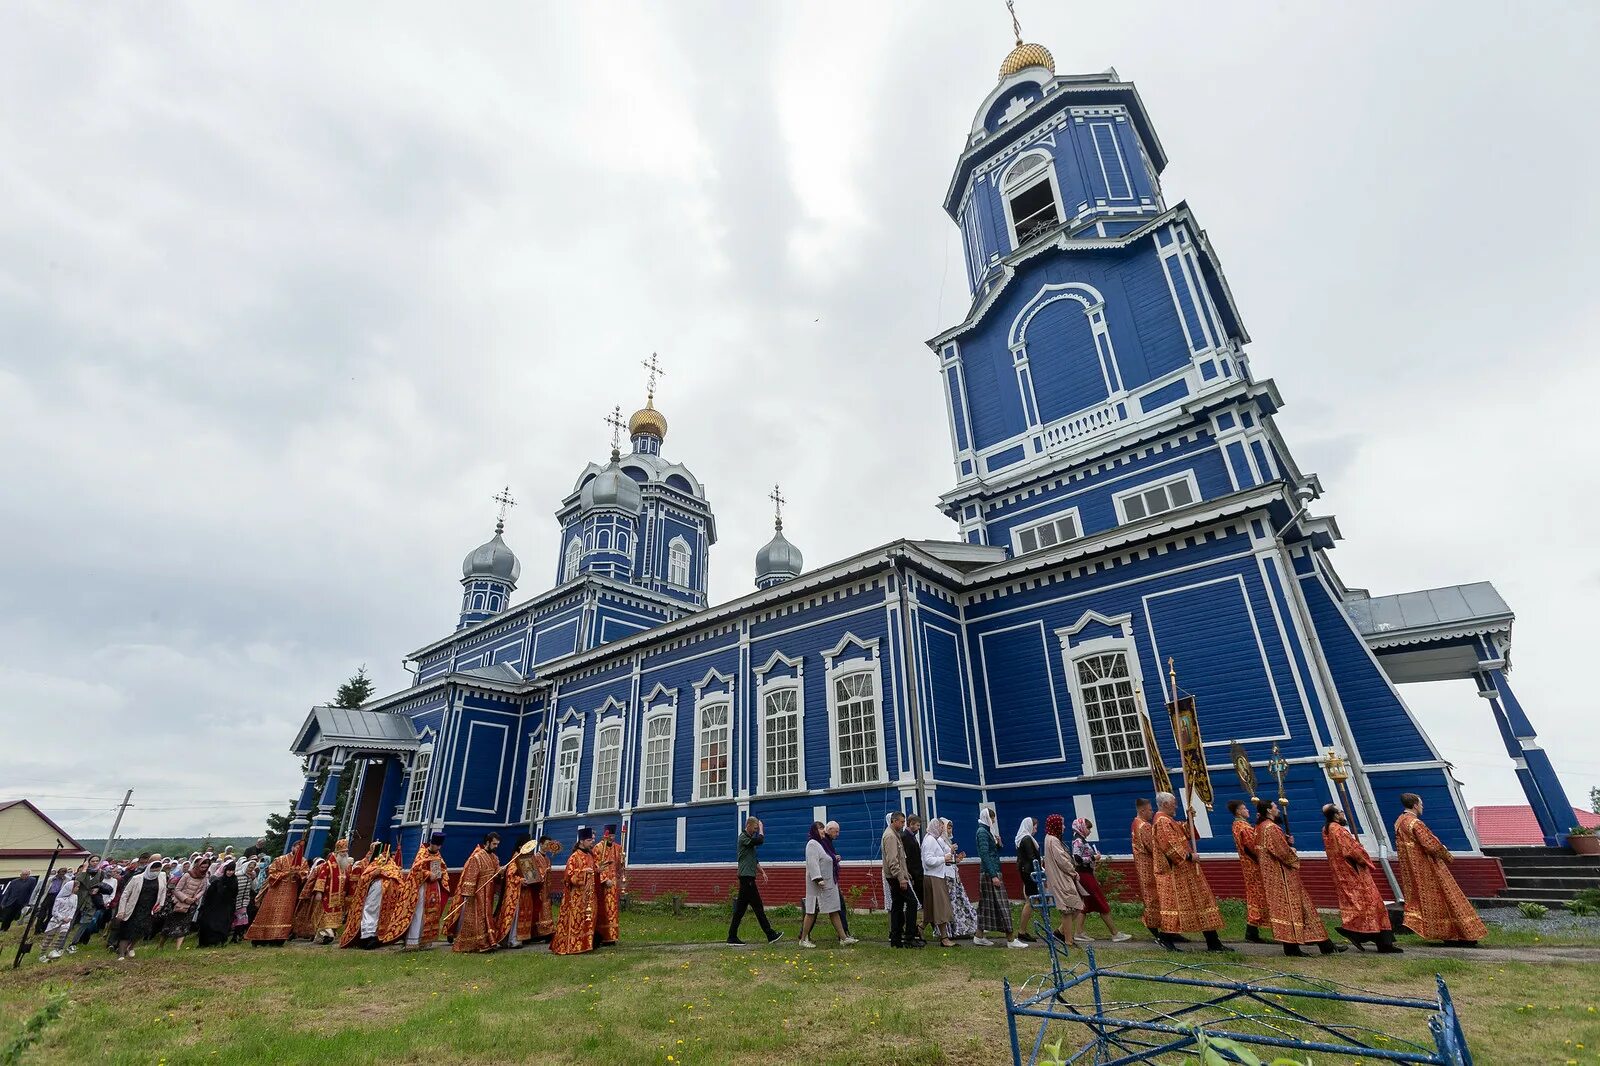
{"left": 3, "top": 903, "right": 1598, "bottom": 1064}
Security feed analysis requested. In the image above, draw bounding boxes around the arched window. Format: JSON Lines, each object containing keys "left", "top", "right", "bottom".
{"left": 831, "top": 670, "right": 883, "bottom": 786}
{"left": 598, "top": 528, "right": 611, "bottom": 551}
{"left": 403, "top": 745, "right": 433, "bottom": 823}
{"left": 762, "top": 686, "right": 803, "bottom": 794}
{"left": 695, "top": 700, "right": 731, "bottom": 801}
{"left": 472, "top": 593, "right": 485, "bottom": 610}
{"left": 640, "top": 710, "right": 675, "bottom": 806}
{"left": 1003, "top": 151, "right": 1061, "bottom": 246}
{"left": 563, "top": 537, "right": 582, "bottom": 582}
{"left": 553, "top": 731, "right": 581, "bottom": 815}
{"left": 668, "top": 537, "right": 691, "bottom": 587}
{"left": 590, "top": 723, "right": 623, "bottom": 811}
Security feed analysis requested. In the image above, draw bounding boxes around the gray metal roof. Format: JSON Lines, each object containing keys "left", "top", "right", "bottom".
{"left": 291, "top": 705, "right": 420, "bottom": 756}
{"left": 1344, "top": 581, "right": 1513, "bottom": 643}
{"left": 457, "top": 663, "right": 525, "bottom": 684}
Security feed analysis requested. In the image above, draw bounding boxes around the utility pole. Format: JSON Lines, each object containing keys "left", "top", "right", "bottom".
{"left": 104, "top": 790, "right": 133, "bottom": 859}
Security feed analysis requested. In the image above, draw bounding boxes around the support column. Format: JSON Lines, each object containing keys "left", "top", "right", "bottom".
{"left": 304, "top": 753, "right": 347, "bottom": 859}
{"left": 285, "top": 770, "right": 320, "bottom": 854}
{"left": 1479, "top": 668, "right": 1574, "bottom": 846}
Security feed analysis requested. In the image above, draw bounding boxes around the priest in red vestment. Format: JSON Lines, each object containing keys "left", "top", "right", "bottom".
{"left": 291, "top": 858, "right": 325, "bottom": 940}
{"left": 339, "top": 844, "right": 379, "bottom": 947}
{"left": 593, "top": 824, "right": 623, "bottom": 947}
{"left": 552, "top": 826, "right": 606, "bottom": 955}
{"left": 1227, "top": 801, "right": 1268, "bottom": 943}
{"left": 405, "top": 831, "right": 451, "bottom": 950}
{"left": 503, "top": 833, "right": 543, "bottom": 948}
{"left": 1129, "top": 800, "right": 1161, "bottom": 937}
{"left": 245, "top": 840, "right": 307, "bottom": 945}
{"left": 1255, "top": 801, "right": 1343, "bottom": 956}
{"left": 1322, "top": 805, "right": 1400, "bottom": 952}
{"left": 315, "top": 840, "right": 349, "bottom": 943}
{"left": 1394, "top": 794, "right": 1487, "bottom": 945}
{"left": 1150, "top": 793, "right": 1226, "bottom": 952}
{"left": 534, "top": 837, "right": 561, "bottom": 942}
{"left": 452, "top": 833, "right": 505, "bottom": 953}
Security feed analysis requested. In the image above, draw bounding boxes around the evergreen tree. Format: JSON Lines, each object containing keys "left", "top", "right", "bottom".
{"left": 262, "top": 802, "right": 293, "bottom": 856}
{"left": 1591, "top": 785, "right": 1599, "bottom": 815}
{"left": 333, "top": 665, "right": 376, "bottom": 709}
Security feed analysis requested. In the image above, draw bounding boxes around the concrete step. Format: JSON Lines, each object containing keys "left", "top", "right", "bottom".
{"left": 1473, "top": 897, "right": 1578, "bottom": 910}
{"left": 1494, "top": 886, "right": 1594, "bottom": 902}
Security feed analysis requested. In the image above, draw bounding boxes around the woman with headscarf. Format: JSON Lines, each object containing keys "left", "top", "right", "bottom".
{"left": 232, "top": 858, "right": 256, "bottom": 942}
{"left": 114, "top": 856, "right": 169, "bottom": 960}
{"left": 941, "top": 819, "right": 980, "bottom": 939}
{"left": 822, "top": 821, "right": 856, "bottom": 939}
{"left": 158, "top": 856, "right": 210, "bottom": 951}
{"left": 1014, "top": 818, "right": 1042, "bottom": 941}
{"left": 918, "top": 818, "right": 956, "bottom": 948}
{"left": 1041, "top": 815, "right": 1085, "bottom": 947}
{"left": 197, "top": 859, "right": 238, "bottom": 948}
{"left": 1071, "top": 818, "right": 1131, "bottom": 942}
{"left": 974, "top": 807, "right": 1026, "bottom": 948}
{"left": 799, "top": 822, "right": 854, "bottom": 948}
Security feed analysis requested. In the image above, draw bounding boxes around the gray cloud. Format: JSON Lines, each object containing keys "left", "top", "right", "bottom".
{"left": 2, "top": 2, "right": 1597, "bottom": 838}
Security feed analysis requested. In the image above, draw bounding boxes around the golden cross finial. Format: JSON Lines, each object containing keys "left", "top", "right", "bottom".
{"left": 1006, "top": 0, "right": 1023, "bottom": 44}
{"left": 491, "top": 486, "right": 516, "bottom": 532}
{"left": 604, "top": 405, "right": 627, "bottom": 452}
{"left": 769, "top": 484, "right": 786, "bottom": 529}
{"left": 641, "top": 352, "right": 665, "bottom": 402}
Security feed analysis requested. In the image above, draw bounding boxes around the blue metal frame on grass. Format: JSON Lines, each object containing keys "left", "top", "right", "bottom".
{"left": 1004, "top": 862, "right": 1472, "bottom": 1064}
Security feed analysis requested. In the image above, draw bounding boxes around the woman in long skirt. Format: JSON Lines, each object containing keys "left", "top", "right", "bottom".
{"left": 1014, "top": 818, "right": 1042, "bottom": 941}
{"left": 197, "top": 861, "right": 238, "bottom": 948}
{"left": 942, "top": 820, "right": 980, "bottom": 939}
{"left": 158, "top": 857, "right": 210, "bottom": 951}
{"left": 114, "top": 860, "right": 168, "bottom": 960}
{"left": 974, "top": 807, "right": 1025, "bottom": 947}
{"left": 919, "top": 819, "right": 957, "bottom": 948}
{"left": 1071, "top": 819, "right": 1131, "bottom": 942}
{"left": 1042, "top": 815, "right": 1085, "bottom": 946}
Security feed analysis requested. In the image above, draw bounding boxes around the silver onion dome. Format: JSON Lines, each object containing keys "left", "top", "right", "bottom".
{"left": 580, "top": 451, "right": 643, "bottom": 516}
{"left": 462, "top": 523, "right": 521, "bottom": 583}
{"left": 755, "top": 521, "right": 803, "bottom": 583}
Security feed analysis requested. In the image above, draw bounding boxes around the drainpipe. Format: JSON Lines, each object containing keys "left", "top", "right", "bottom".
{"left": 1273, "top": 508, "right": 1403, "bottom": 903}
{"left": 894, "top": 554, "right": 931, "bottom": 821}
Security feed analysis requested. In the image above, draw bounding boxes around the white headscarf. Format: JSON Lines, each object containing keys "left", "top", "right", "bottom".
{"left": 1014, "top": 817, "right": 1036, "bottom": 849}
{"left": 979, "top": 806, "right": 1000, "bottom": 841}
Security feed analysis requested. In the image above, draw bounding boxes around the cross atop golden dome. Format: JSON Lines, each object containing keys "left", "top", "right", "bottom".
{"left": 628, "top": 351, "right": 669, "bottom": 441}
{"left": 998, "top": 0, "right": 1054, "bottom": 79}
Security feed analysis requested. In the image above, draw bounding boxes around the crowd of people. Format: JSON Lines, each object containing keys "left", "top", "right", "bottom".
{"left": 730, "top": 790, "right": 1489, "bottom": 958}
{"left": 5, "top": 790, "right": 1489, "bottom": 966}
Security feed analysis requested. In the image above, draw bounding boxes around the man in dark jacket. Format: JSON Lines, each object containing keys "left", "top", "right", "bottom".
{"left": 0, "top": 871, "right": 37, "bottom": 931}
{"left": 901, "top": 815, "right": 927, "bottom": 946}
{"left": 726, "top": 817, "right": 783, "bottom": 945}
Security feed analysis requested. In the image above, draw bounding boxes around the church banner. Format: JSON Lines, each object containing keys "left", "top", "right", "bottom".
{"left": 1166, "top": 694, "right": 1213, "bottom": 809}
{"left": 1140, "top": 710, "right": 1173, "bottom": 796}
{"left": 1229, "top": 739, "right": 1257, "bottom": 801}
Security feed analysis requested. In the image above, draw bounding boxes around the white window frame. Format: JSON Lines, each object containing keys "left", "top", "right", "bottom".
{"left": 824, "top": 639, "right": 887, "bottom": 788}
{"left": 563, "top": 536, "right": 582, "bottom": 582}
{"left": 638, "top": 705, "right": 676, "bottom": 807}
{"left": 693, "top": 698, "right": 732, "bottom": 802}
{"left": 522, "top": 740, "right": 544, "bottom": 822}
{"left": 667, "top": 536, "right": 691, "bottom": 587}
{"left": 1000, "top": 150, "right": 1066, "bottom": 249}
{"left": 589, "top": 720, "right": 624, "bottom": 812}
{"left": 1011, "top": 507, "right": 1083, "bottom": 556}
{"left": 552, "top": 727, "right": 582, "bottom": 816}
{"left": 758, "top": 680, "right": 806, "bottom": 795}
{"left": 1058, "top": 623, "right": 1153, "bottom": 778}
{"left": 1112, "top": 471, "right": 1201, "bottom": 525}
{"left": 403, "top": 745, "right": 432, "bottom": 824}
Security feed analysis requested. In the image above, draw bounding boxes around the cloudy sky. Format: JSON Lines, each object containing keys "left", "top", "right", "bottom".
{"left": 3, "top": 2, "right": 1597, "bottom": 841}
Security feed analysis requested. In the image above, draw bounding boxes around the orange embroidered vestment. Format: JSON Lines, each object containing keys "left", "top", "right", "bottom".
{"left": 1256, "top": 820, "right": 1325, "bottom": 944}
{"left": 370, "top": 851, "right": 418, "bottom": 945}
{"left": 593, "top": 840, "right": 621, "bottom": 945}
{"left": 452, "top": 845, "right": 504, "bottom": 953}
{"left": 1150, "top": 811, "right": 1222, "bottom": 933}
{"left": 1394, "top": 812, "right": 1486, "bottom": 942}
{"left": 339, "top": 858, "right": 371, "bottom": 947}
{"left": 291, "top": 860, "right": 324, "bottom": 939}
{"left": 1231, "top": 819, "right": 1267, "bottom": 927}
{"left": 512, "top": 851, "right": 544, "bottom": 942}
{"left": 534, "top": 851, "right": 556, "bottom": 939}
{"left": 408, "top": 848, "right": 449, "bottom": 948}
{"left": 1323, "top": 822, "right": 1390, "bottom": 935}
{"left": 1130, "top": 817, "right": 1160, "bottom": 930}
{"left": 245, "top": 851, "right": 306, "bottom": 942}
{"left": 551, "top": 848, "right": 599, "bottom": 956}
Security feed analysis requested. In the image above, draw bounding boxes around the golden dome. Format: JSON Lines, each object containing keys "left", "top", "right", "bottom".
{"left": 628, "top": 398, "right": 668, "bottom": 441}
{"left": 999, "top": 41, "right": 1055, "bottom": 78}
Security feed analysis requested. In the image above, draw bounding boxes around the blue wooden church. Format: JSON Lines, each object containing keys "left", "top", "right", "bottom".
{"left": 284, "top": 37, "right": 1573, "bottom": 897}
